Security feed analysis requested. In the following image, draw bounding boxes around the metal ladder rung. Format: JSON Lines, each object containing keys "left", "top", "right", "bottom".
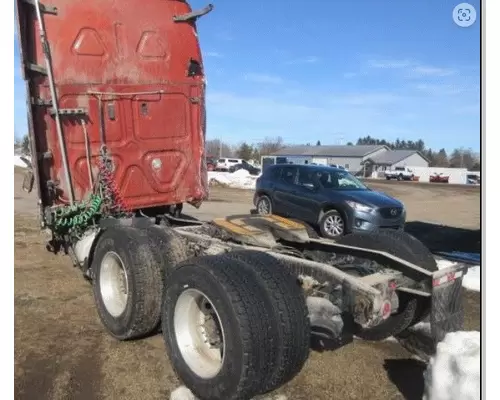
{"left": 49, "top": 108, "right": 88, "bottom": 116}
{"left": 28, "top": 0, "right": 75, "bottom": 204}
{"left": 25, "top": 62, "right": 47, "bottom": 75}
{"left": 21, "top": 0, "right": 58, "bottom": 15}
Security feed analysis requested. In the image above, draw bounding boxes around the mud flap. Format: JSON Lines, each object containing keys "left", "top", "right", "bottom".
{"left": 395, "top": 264, "right": 468, "bottom": 361}
{"left": 430, "top": 269, "right": 465, "bottom": 344}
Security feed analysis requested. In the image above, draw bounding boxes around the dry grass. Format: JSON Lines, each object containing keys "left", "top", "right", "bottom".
{"left": 14, "top": 170, "right": 480, "bottom": 400}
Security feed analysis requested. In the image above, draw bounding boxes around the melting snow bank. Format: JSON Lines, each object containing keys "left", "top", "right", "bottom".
{"left": 436, "top": 259, "right": 480, "bottom": 292}
{"left": 423, "top": 331, "right": 480, "bottom": 400}
{"left": 170, "top": 386, "right": 287, "bottom": 400}
{"left": 208, "top": 170, "right": 259, "bottom": 190}
{"left": 14, "top": 155, "right": 31, "bottom": 168}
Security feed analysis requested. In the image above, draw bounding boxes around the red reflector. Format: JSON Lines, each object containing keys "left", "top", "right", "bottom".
{"left": 433, "top": 271, "right": 463, "bottom": 287}
{"left": 381, "top": 301, "right": 392, "bottom": 319}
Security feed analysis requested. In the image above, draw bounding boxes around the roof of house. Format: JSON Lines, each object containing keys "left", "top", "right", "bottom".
{"left": 271, "top": 145, "right": 388, "bottom": 158}
{"left": 366, "top": 150, "right": 429, "bottom": 165}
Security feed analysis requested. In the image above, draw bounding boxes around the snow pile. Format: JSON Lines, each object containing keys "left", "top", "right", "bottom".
{"left": 208, "top": 170, "right": 259, "bottom": 190}
{"left": 423, "top": 331, "right": 480, "bottom": 400}
{"left": 170, "top": 385, "right": 287, "bottom": 400}
{"left": 170, "top": 386, "right": 197, "bottom": 400}
{"left": 14, "top": 155, "right": 31, "bottom": 168}
{"left": 436, "top": 259, "right": 480, "bottom": 292}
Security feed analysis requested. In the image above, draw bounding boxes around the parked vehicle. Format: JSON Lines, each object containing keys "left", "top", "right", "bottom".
{"left": 385, "top": 166, "right": 415, "bottom": 181}
{"left": 216, "top": 157, "right": 243, "bottom": 171}
{"left": 206, "top": 156, "right": 217, "bottom": 171}
{"left": 429, "top": 173, "right": 450, "bottom": 183}
{"left": 15, "top": 1, "right": 470, "bottom": 399}
{"left": 329, "top": 164, "right": 347, "bottom": 170}
{"left": 467, "top": 174, "right": 480, "bottom": 185}
{"left": 229, "top": 162, "right": 261, "bottom": 175}
{"left": 254, "top": 164, "right": 406, "bottom": 239}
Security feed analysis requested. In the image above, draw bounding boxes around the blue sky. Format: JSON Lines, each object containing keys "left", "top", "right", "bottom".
{"left": 14, "top": 0, "right": 480, "bottom": 151}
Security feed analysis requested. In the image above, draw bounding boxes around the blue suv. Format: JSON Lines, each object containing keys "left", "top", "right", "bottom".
{"left": 254, "top": 164, "right": 406, "bottom": 239}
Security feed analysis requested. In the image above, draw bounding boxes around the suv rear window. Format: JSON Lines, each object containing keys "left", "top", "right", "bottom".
{"left": 228, "top": 159, "right": 239, "bottom": 163}
{"left": 394, "top": 167, "right": 405, "bottom": 171}
{"left": 298, "top": 168, "right": 315, "bottom": 186}
{"left": 281, "top": 166, "right": 297, "bottom": 184}
{"left": 264, "top": 166, "right": 282, "bottom": 180}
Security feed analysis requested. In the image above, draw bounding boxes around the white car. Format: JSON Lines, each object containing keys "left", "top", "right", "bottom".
{"left": 385, "top": 166, "right": 414, "bottom": 181}
{"left": 216, "top": 158, "right": 243, "bottom": 171}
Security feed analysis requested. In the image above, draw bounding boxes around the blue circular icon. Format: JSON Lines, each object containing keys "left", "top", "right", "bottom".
{"left": 453, "top": 3, "right": 477, "bottom": 27}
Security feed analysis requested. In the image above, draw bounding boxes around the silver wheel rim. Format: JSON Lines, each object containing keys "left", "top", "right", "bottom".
{"left": 174, "top": 289, "right": 226, "bottom": 379}
{"left": 324, "top": 215, "right": 344, "bottom": 236}
{"left": 99, "top": 251, "right": 129, "bottom": 317}
{"left": 257, "top": 197, "right": 271, "bottom": 214}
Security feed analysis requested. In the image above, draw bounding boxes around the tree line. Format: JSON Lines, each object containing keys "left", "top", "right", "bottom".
{"left": 354, "top": 135, "right": 480, "bottom": 170}
{"left": 16, "top": 132, "right": 480, "bottom": 171}
{"left": 205, "top": 137, "right": 286, "bottom": 163}
{"left": 207, "top": 135, "right": 480, "bottom": 171}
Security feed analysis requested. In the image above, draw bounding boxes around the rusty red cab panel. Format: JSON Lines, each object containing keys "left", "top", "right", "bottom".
{"left": 15, "top": 0, "right": 209, "bottom": 215}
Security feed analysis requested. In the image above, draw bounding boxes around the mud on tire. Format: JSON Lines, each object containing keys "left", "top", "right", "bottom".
{"left": 143, "top": 225, "right": 189, "bottom": 278}
{"left": 161, "top": 254, "right": 290, "bottom": 400}
{"left": 223, "top": 250, "right": 310, "bottom": 393}
{"left": 91, "top": 226, "right": 163, "bottom": 340}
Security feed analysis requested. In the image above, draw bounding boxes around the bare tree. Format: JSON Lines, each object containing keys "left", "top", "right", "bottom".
{"left": 205, "top": 139, "right": 234, "bottom": 158}
{"left": 22, "top": 134, "right": 31, "bottom": 155}
{"left": 256, "top": 136, "right": 285, "bottom": 156}
{"left": 14, "top": 134, "right": 31, "bottom": 155}
{"left": 449, "top": 148, "right": 477, "bottom": 170}
{"left": 433, "top": 148, "right": 449, "bottom": 167}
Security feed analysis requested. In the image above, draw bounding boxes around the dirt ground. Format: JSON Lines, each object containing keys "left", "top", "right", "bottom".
{"left": 14, "top": 168, "right": 480, "bottom": 400}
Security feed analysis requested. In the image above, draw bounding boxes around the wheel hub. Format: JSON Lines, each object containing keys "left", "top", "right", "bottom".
{"left": 174, "top": 289, "right": 226, "bottom": 378}
{"left": 99, "top": 251, "right": 129, "bottom": 317}
{"left": 257, "top": 198, "right": 270, "bottom": 214}
{"left": 324, "top": 215, "right": 344, "bottom": 236}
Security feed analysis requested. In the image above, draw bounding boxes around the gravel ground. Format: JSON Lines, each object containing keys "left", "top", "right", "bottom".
{"left": 14, "top": 168, "right": 480, "bottom": 400}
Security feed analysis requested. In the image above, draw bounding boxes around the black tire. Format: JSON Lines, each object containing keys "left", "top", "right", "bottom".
{"left": 319, "top": 209, "right": 346, "bottom": 239}
{"left": 397, "top": 174, "right": 403, "bottom": 181}
{"left": 377, "top": 229, "right": 437, "bottom": 273}
{"left": 256, "top": 194, "right": 272, "bottom": 215}
{"left": 144, "top": 225, "right": 189, "bottom": 279}
{"left": 161, "top": 254, "right": 280, "bottom": 400}
{"left": 223, "top": 250, "right": 310, "bottom": 393}
{"left": 336, "top": 230, "right": 436, "bottom": 341}
{"left": 92, "top": 226, "right": 163, "bottom": 340}
{"left": 386, "top": 176, "right": 391, "bottom": 180}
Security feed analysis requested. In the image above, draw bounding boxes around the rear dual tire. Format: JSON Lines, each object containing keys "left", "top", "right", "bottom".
{"left": 162, "top": 251, "right": 310, "bottom": 400}
{"left": 92, "top": 227, "right": 310, "bottom": 399}
{"left": 91, "top": 225, "right": 188, "bottom": 340}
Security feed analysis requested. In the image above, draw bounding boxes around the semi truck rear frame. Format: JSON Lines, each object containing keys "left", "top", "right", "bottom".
{"left": 15, "top": 0, "right": 470, "bottom": 399}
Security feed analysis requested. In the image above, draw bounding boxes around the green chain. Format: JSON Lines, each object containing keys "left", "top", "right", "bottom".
{"left": 51, "top": 195, "right": 102, "bottom": 233}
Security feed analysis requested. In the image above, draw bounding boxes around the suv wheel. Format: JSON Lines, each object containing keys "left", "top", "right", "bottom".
{"left": 256, "top": 195, "right": 272, "bottom": 215}
{"left": 319, "top": 210, "right": 345, "bottom": 238}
